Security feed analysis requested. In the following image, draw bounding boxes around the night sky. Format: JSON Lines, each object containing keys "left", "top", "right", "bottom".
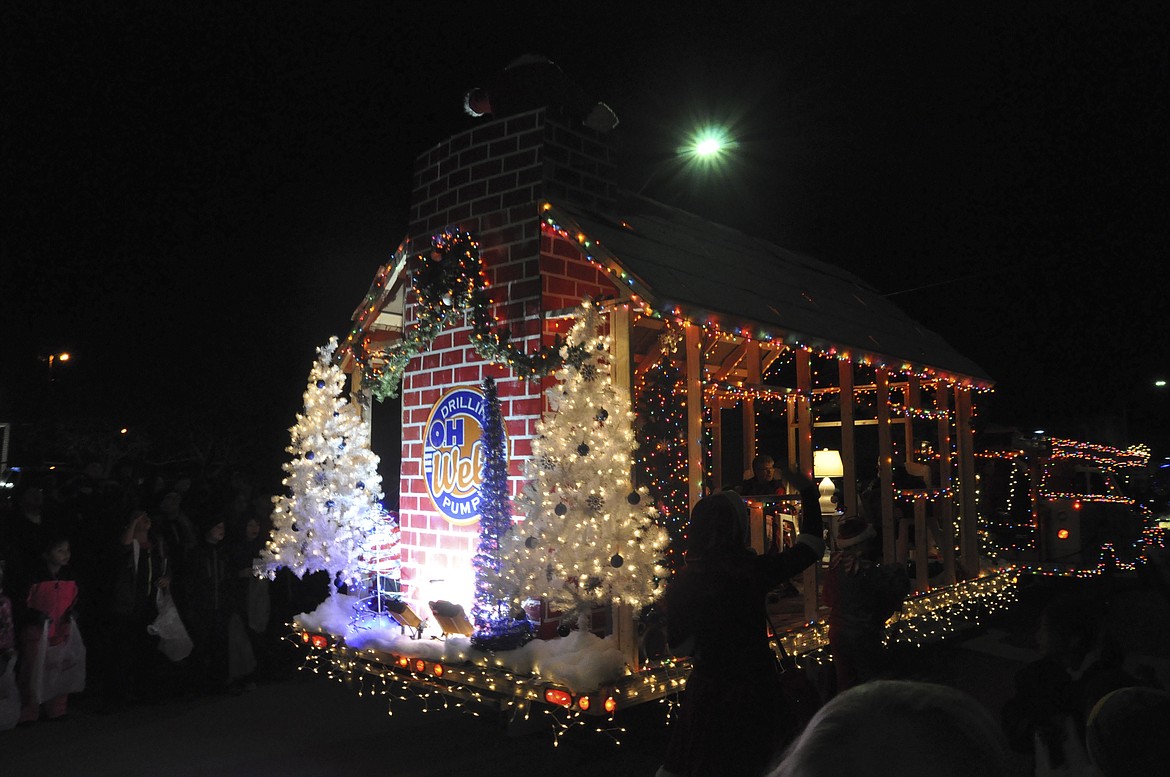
{"left": 3, "top": 2, "right": 1168, "bottom": 477}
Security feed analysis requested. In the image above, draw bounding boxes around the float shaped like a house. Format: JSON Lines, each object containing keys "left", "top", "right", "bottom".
{"left": 340, "top": 104, "right": 999, "bottom": 655}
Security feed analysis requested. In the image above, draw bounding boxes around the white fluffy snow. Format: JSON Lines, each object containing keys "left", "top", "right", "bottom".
{"left": 294, "top": 593, "right": 631, "bottom": 693}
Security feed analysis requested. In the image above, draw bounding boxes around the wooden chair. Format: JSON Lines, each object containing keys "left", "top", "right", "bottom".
{"left": 428, "top": 600, "right": 475, "bottom": 639}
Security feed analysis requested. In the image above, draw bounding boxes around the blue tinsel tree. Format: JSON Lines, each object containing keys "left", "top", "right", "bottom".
{"left": 470, "top": 376, "right": 531, "bottom": 649}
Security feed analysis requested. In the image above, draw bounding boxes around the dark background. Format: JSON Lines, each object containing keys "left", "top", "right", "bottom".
{"left": 3, "top": 1, "right": 1167, "bottom": 484}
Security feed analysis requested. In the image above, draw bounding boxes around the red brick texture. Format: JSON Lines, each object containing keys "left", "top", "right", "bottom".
{"left": 396, "top": 110, "right": 621, "bottom": 615}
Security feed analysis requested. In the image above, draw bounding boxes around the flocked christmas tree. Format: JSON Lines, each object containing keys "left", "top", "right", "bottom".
{"left": 496, "top": 301, "right": 669, "bottom": 621}
{"left": 258, "top": 337, "right": 383, "bottom": 587}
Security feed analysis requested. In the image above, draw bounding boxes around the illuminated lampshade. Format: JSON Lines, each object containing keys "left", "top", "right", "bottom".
{"left": 813, "top": 449, "right": 844, "bottom": 514}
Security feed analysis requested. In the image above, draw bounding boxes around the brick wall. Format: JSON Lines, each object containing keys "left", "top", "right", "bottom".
{"left": 397, "top": 110, "right": 618, "bottom": 616}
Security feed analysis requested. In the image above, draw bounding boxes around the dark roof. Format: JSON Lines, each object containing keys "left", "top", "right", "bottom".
{"left": 552, "top": 194, "right": 992, "bottom": 385}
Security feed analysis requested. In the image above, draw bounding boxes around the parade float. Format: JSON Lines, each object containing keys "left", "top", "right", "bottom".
{"left": 976, "top": 432, "right": 1159, "bottom": 577}
{"left": 269, "top": 101, "right": 1020, "bottom": 735}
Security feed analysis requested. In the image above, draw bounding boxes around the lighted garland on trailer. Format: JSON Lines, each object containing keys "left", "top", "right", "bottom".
{"left": 539, "top": 206, "right": 994, "bottom": 396}
{"left": 362, "top": 231, "right": 590, "bottom": 400}
{"left": 296, "top": 637, "right": 636, "bottom": 745}
{"left": 289, "top": 568, "right": 1019, "bottom": 748}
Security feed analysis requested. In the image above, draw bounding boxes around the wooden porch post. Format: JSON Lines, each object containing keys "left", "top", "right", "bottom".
{"left": 608, "top": 305, "right": 638, "bottom": 669}
{"left": 838, "top": 360, "right": 857, "bottom": 549}
{"left": 956, "top": 385, "right": 979, "bottom": 578}
{"left": 743, "top": 341, "right": 761, "bottom": 479}
{"left": 877, "top": 368, "right": 895, "bottom": 564}
{"left": 685, "top": 324, "right": 704, "bottom": 510}
{"left": 795, "top": 350, "right": 817, "bottom": 621}
{"left": 936, "top": 387, "right": 957, "bottom": 585}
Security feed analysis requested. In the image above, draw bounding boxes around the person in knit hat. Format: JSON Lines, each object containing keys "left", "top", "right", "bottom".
{"left": 822, "top": 517, "right": 909, "bottom": 696}
{"left": 1085, "top": 686, "right": 1170, "bottom": 776}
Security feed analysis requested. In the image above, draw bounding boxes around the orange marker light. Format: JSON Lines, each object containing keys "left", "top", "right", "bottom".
{"left": 414, "top": 658, "right": 427, "bottom": 673}
{"left": 603, "top": 696, "right": 618, "bottom": 714}
{"left": 1057, "top": 528, "right": 1070, "bottom": 540}
{"left": 397, "top": 656, "right": 410, "bottom": 668}
{"left": 432, "top": 663, "right": 444, "bottom": 678}
{"left": 577, "top": 695, "right": 591, "bottom": 711}
{"left": 310, "top": 634, "right": 328, "bottom": 649}
{"left": 544, "top": 688, "right": 573, "bottom": 708}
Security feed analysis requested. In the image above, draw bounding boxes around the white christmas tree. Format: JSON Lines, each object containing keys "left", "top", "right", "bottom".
{"left": 258, "top": 337, "right": 384, "bottom": 587}
{"left": 497, "top": 301, "right": 669, "bottom": 619}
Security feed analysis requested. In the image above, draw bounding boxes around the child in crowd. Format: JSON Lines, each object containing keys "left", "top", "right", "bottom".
{"left": 17, "top": 533, "right": 81, "bottom": 724}
{"left": 0, "top": 560, "right": 18, "bottom": 730}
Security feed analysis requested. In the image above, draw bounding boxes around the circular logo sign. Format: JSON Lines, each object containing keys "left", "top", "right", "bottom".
{"left": 423, "top": 386, "right": 504, "bottom": 525}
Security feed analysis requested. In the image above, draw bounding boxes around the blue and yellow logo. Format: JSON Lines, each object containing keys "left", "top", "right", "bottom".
{"left": 423, "top": 386, "right": 504, "bottom": 525}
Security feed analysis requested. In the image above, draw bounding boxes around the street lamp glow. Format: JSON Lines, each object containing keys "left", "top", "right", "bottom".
{"left": 686, "top": 127, "right": 734, "bottom": 162}
{"left": 58, "top": 352, "right": 70, "bottom": 362}
{"left": 695, "top": 136, "right": 723, "bottom": 157}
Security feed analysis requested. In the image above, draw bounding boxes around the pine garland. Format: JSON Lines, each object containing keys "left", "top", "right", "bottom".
{"left": 366, "top": 231, "right": 589, "bottom": 399}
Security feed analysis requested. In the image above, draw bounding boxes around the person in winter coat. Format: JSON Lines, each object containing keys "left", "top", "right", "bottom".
{"left": 106, "top": 509, "right": 170, "bottom": 706}
{"left": 822, "top": 517, "right": 910, "bottom": 695}
{"left": 657, "top": 470, "right": 824, "bottom": 777}
{"left": 16, "top": 532, "right": 80, "bottom": 723}
{"left": 188, "top": 513, "right": 231, "bottom": 690}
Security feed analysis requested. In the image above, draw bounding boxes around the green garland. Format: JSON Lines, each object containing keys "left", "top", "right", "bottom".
{"left": 366, "top": 231, "right": 590, "bottom": 400}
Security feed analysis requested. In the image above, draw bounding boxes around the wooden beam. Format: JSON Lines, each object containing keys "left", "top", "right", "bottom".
{"left": 795, "top": 350, "right": 817, "bottom": 622}
{"left": 610, "top": 305, "right": 631, "bottom": 394}
{"left": 711, "top": 403, "right": 723, "bottom": 492}
{"left": 760, "top": 344, "right": 786, "bottom": 374}
{"left": 877, "top": 368, "right": 896, "bottom": 564}
{"left": 913, "top": 495, "right": 929, "bottom": 592}
{"left": 742, "top": 341, "right": 761, "bottom": 476}
{"left": 936, "top": 388, "right": 956, "bottom": 585}
{"left": 905, "top": 377, "right": 920, "bottom": 462}
{"left": 633, "top": 346, "right": 668, "bottom": 382}
{"left": 711, "top": 341, "right": 750, "bottom": 381}
{"left": 685, "top": 324, "right": 704, "bottom": 510}
{"left": 956, "top": 386, "right": 978, "bottom": 578}
{"left": 839, "top": 361, "right": 857, "bottom": 526}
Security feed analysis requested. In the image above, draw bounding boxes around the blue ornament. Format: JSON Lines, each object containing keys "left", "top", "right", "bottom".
{"left": 326, "top": 499, "right": 335, "bottom": 509}
{"left": 305, "top": 451, "right": 315, "bottom": 460}
{"left": 316, "top": 380, "right": 326, "bottom": 389}
{"left": 356, "top": 481, "right": 365, "bottom": 490}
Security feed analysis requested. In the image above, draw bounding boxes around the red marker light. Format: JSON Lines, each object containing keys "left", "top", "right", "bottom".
{"left": 414, "top": 658, "right": 427, "bottom": 673}
{"left": 1073, "top": 501, "right": 1082, "bottom": 511}
{"left": 310, "top": 634, "right": 328, "bottom": 649}
{"left": 544, "top": 688, "right": 573, "bottom": 708}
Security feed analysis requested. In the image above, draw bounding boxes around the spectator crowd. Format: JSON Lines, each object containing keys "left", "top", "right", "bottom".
{"left": 0, "top": 461, "right": 329, "bottom": 728}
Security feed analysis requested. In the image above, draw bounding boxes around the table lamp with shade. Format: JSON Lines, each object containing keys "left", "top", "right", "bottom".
{"left": 813, "top": 449, "right": 844, "bottom": 515}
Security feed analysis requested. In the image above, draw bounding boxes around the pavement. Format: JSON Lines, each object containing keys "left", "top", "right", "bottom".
{"left": 4, "top": 573, "right": 1167, "bottom": 777}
